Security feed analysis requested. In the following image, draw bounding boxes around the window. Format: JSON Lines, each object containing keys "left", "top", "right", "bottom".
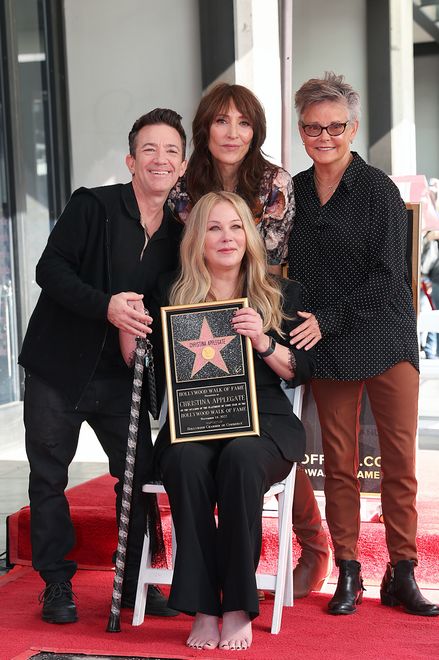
{"left": 0, "top": 0, "right": 70, "bottom": 404}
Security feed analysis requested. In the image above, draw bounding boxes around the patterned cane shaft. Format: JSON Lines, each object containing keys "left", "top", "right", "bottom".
{"left": 107, "top": 338, "right": 147, "bottom": 629}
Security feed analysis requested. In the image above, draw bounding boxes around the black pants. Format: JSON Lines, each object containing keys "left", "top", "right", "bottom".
{"left": 24, "top": 372, "right": 153, "bottom": 586}
{"left": 159, "top": 432, "right": 291, "bottom": 619}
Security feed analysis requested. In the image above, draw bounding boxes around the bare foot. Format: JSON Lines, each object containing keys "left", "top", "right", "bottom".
{"left": 219, "top": 610, "right": 252, "bottom": 651}
{"left": 186, "top": 612, "right": 220, "bottom": 650}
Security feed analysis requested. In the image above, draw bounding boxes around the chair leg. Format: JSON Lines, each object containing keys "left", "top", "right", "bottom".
{"left": 284, "top": 531, "right": 294, "bottom": 606}
{"left": 284, "top": 467, "right": 296, "bottom": 607}
{"left": 271, "top": 492, "right": 288, "bottom": 633}
{"left": 132, "top": 532, "right": 152, "bottom": 626}
{"left": 271, "top": 465, "right": 296, "bottom": 633}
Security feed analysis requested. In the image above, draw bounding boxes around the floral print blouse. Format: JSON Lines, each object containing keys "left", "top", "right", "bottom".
{"left": 167, "top": 165, "right": 295, "bottom": 265}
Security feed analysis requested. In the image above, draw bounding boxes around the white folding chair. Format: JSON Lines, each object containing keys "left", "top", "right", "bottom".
{"left": 132, "top": 385, "right": 304, "bottom": 634}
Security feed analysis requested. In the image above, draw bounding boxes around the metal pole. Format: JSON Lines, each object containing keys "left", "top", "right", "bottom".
{"left": 106, "top": 337, "right": 147, "bottom": 632}
{"left": 280, "top": 0, "right": 293, "bottom": 172}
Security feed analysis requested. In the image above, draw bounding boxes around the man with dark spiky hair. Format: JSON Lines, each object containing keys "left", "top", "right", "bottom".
{"left": 19, "top": 109, "right": 187, "bottom": 624}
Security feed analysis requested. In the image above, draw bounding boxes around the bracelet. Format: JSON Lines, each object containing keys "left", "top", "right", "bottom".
{"left": 257, "top": 335, "right": 276, "bottom": 359}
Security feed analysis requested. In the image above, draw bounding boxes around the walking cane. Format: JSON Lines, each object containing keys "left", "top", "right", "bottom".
{"left": 106, "top": 333, "right": 156, "bottom": 632}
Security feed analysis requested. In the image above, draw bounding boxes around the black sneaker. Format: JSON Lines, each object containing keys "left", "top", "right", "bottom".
{"left": 39, "top": 581, "right": 78, "bottom": 623}
{"left": 121, "top": 584, "right": 179, "bottom": 617}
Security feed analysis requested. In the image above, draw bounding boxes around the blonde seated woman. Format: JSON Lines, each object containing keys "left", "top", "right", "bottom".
{"left": 121, "top": 191, "right": 315, "bottom": 650}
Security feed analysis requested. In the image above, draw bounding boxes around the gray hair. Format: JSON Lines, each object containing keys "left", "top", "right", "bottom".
{"left": 295, "top": 72, "right": 361, "bottom": 122}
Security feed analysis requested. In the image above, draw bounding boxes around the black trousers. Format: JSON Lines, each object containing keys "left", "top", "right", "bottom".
{"left": 159, "top": 431, "right": 292, "bottom": 619}
{"left": 24, "top": 372, "right": 153, "bottom": 586}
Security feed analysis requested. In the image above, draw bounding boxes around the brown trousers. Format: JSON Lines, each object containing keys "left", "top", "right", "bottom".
{"left": 312, "top": 361, "right": 419, "bottom": 565}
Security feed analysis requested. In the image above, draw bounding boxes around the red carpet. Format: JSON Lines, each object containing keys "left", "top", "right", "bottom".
{"left": 7, "top": 474, "right": 119, "bottom": 571}
{"left": 1, "top": 565, "right": 438, "bottom": 660}
{"left": 4, "top": 474, "right": 439, "bottom": 659}
{"left": 7, "top": 474, "right": 439, "bottom": 587}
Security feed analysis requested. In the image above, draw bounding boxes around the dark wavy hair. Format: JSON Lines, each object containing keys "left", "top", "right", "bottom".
{"left": 128, "top": 108, "right": 186, "bottom": 158}
{"left": 185, "top": 83, "right": 276, "bottom": 209}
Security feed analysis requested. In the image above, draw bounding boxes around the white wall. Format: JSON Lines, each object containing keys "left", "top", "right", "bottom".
{"left": 64, "top": 0, "right": 202, "bottom": 189}
{"left": 414, "top": 53, "right": 439, "bottom": 181}
{"left": 63, "top": 0, "right": 370, "bottom": 185}
{"left": 291, "top": 0, "right": 368, "bottom": 175}
{"left": 234, "top": 0, "right": 282, "bottom": 165}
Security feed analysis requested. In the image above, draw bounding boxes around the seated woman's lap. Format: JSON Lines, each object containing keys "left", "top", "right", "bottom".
{"left": 158, "top": 434, "right": 292, "bottom": 617}
{"left": 217, "top": 434, "right": 291, "bottom": 493}
{"left": 159, "top": 433, "right": 291, "bottom": 501}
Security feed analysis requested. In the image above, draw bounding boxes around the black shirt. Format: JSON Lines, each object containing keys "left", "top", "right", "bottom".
{"left": 288, "top": 153, "right": 419, "bottom": 380}
{"left": 96, "top": 183, "right": 182, "bottom": 377}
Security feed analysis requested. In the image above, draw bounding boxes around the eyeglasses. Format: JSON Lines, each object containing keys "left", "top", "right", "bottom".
{"left": 301, "top": 121, "right": 350, "bottom": 137}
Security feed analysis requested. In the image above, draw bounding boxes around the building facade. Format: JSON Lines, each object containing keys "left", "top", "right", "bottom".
{"left": 0, "top": 0, "right": 438, "bottom": 411}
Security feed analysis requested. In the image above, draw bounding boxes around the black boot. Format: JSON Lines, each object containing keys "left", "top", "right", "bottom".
{"left": 328, "top": 560, "right": 364, "bottom": 615}
{"left": 121, "top": 581, "right": 179, "bottom": 617}
{"left": 39, "top": 581, "right": 78, "bottom": 624}
{"left": 380, "top": 560, "right": 439, "bottom": 616}
{"left": 144, "top": 585, "right": 179, "bottom": 617}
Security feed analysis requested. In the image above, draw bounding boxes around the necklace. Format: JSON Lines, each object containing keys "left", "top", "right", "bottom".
{"left": 313, "top": 172, "right": 343, "bottom": 192}
{"left": 139, "top": 225, "right": 150, "bottom": 261}
{"left": 208, "top": 284, "right": 241, "bottom": 301}
{"left": 313, "top": 154, "right": 353, "bottom": 193}
{"left": 140, "top": 214, "right": 153, "bottom": 260}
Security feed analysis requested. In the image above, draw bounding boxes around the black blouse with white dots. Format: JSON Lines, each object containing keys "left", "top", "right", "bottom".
{"left": 287, "top": 152, "right": 419, "bottom": 381}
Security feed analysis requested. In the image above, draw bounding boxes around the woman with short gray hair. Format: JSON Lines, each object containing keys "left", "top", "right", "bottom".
{"left": 288, "top": 72, "right": 438, "bottom": 618}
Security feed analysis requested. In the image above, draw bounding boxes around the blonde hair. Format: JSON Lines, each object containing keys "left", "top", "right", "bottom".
{"left": 169, "top": 191, "right": 287, "bottom": 335}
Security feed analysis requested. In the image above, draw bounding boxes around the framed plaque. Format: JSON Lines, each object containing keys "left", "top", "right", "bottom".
{"left": 405, "top": 202, "right": 422, "bottom": 315}
{"left": 161, "top": 298, "right": 259, "bottom": 443}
